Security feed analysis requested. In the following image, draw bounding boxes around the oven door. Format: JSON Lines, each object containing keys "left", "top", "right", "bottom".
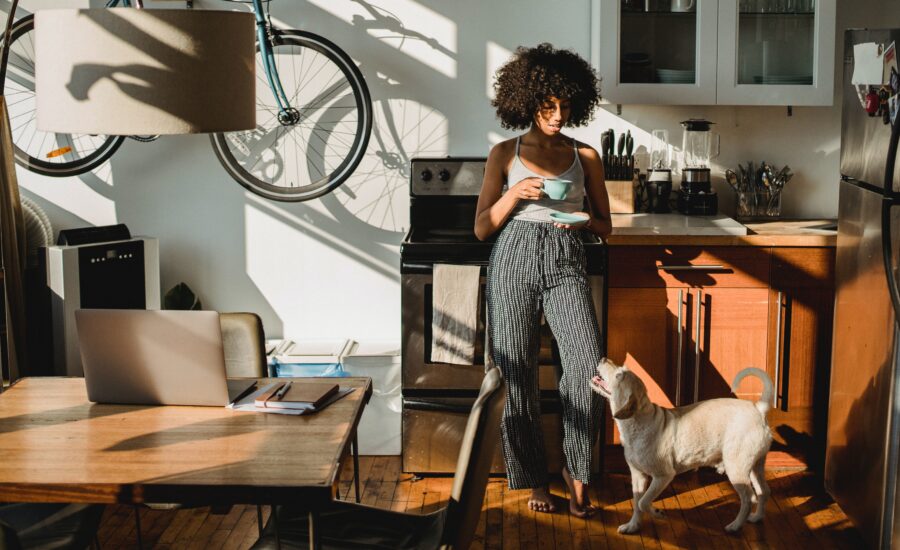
{"left": 402, "top": 396, "right": 565, "bottom": 474}
{"left": 401, "top": 266, "right": 559, "bottom": 392}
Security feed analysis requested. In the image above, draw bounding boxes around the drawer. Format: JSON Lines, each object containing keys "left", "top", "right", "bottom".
{"left": 770, "top": 247, "right": 835, "bottom": 288}
{"left": 609, "top": 246, "right": 771, "bottom": 288}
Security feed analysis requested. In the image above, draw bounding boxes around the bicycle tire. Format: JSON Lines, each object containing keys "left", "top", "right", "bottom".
{"left": 1, "top": 15, "right": 124, "bottom": 177}
{"left": 210, "top": 29, "right": 373, "bottom": 202}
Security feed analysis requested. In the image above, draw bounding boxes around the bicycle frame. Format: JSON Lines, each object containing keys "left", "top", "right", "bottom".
{"left": 106, "top": 0, "right": 295, "bottom": 122}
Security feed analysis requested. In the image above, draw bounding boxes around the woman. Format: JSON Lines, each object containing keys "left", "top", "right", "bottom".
{"left": 475, "top": 43, "right": 611, "bottom": 518}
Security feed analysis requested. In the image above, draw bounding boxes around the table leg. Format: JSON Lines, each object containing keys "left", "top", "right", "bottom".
{"left": 308, "top": 510, "right": 321, "bottom": 550}
{"left": 272, "top": 505, "right": 281, "bottom": 550}
{"left": 352, "top": 433, "right": 361, "bottom": 503}
{"left": 133, "top": 505, "right": 143, "bottom": 550}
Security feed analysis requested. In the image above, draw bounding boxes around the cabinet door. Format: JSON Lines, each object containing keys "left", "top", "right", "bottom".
{"left": 606, "top": 287, "right": 687, "bottom": 445}
{"left": 692, "top": 287, "right": 770, "bottom": 403}
{"left": 767, "top": 247, "right": 835, "bottom": 467}
{"left": 607, "top": 287, "right": 688, "bottom": 407}
{"left": 593, "top": 0, "right": 719, "bottom": 104}
{"left": 716, "top": 0, "right": 836, "bottom": 105}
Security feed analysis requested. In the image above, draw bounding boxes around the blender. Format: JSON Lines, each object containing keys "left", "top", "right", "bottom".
{"left": 646, "top": 129, "right": 672, "bottom": 213}
{"left": 677, "top": 118, "right": 720, "bottom": 215}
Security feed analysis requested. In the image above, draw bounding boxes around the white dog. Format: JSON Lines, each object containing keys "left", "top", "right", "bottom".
{"left": 591, "top": 358, "right": 773, "bottom": 534}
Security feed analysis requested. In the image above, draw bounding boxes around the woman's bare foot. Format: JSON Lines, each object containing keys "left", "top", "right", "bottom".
{"left": 562, "top": 466, "right": 598, "bottom": 518}
{"left": 528, "top": 487, "right": 557, "bottom": 513}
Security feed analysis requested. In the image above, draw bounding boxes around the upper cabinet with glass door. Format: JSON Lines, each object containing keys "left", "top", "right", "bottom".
{"left": 591, "top": 0, "right": 835, "bottom": 105}
{"left": 594, "top": 0, "right": 720, "bottom": 104}
{"left": 717, "top": 0, "right": 835, "bottom": 105}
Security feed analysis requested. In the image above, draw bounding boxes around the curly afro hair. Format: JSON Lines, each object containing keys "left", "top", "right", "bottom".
{"left": 491, "top": 43, "right": 601, "bottom": 130}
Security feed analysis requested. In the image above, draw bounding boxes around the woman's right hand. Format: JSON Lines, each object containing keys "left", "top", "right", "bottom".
{"left": 510, "top": 177, "right": 544, "bottom": 201}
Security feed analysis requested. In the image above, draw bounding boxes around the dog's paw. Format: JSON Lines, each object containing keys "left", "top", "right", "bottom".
{"left": 724, "top": 520, "right": 744, "bottom": 533}
{"left": 618, "top": 521, "right": 641, "bottom": 534}
{"left": 748, "top": 513, "right": 764, "bottom": 524}
{"left": 649, "top": 506, "right": 665, "bottom": 519}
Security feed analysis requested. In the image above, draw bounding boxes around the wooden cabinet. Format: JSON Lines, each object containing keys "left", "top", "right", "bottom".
{"left": 766, "top": 247, "right": 835, "bottom": 468}
{"left": 606, "top": 244, "right": 834, "bottom": 468}
{"left": 591, "top": 0, "right": 836, "bottom": 105}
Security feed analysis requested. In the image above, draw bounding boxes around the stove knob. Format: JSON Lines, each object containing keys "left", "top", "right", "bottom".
{"left": 420, "top": 169, "right": 433, "bottom": 182}
{"left": 438, "top": 169, "right": 451, "bottom": 182}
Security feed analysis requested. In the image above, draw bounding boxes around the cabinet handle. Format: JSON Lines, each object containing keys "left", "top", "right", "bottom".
{"left": 693, "top": 289, "right": 702, "bottom": 404}
{"left": 773, "top": 291, "right": 782, "bottom": 409}
{"left": 658, "top": 264, "right": 726, "bottom": 271}
{"left": 675, "top": 289, "right": 684, "bottom": 406}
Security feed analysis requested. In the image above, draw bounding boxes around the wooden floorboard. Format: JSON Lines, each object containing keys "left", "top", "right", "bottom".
{"left": 96, "top": 456, "right": 864, "bottom": 549}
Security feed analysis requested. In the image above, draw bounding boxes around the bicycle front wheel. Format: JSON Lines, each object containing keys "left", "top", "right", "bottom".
{"left": 1, "top": 15, "right": 124, "bottom": 177}
{"left": 210, "top": 29, "right": 373, "bottom": 202}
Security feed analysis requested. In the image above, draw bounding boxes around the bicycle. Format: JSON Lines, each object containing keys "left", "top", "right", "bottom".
{"left": 1, "top": 0, "right": 373, "bottom": 202}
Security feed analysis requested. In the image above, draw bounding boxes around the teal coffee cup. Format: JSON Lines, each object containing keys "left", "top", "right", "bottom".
{"left": 542, "top": 178, "right": 572, "bottom": 200}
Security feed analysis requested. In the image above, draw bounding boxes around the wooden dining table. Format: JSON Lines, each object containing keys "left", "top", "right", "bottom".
{"left": 0, "top": 376, "right": 372, "bottom": 549}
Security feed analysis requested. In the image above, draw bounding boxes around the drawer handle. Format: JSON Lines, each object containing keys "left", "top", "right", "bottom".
{"left": 675, "top": 289, "right": 684, "bottom": 406}
{"left": 693, "top": 289, "right": 702, "bottom": 404}
{"left": 658, "top": 264, "right": 726, "bottom": 271}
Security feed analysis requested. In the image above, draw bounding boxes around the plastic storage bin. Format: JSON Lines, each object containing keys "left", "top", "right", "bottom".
{"left": 341, "top": 341, "right": 401, "bottom": 455}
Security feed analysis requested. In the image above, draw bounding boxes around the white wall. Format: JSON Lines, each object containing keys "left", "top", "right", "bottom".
{"left": 11, "top": 0, "right": 900, "bottom": 342}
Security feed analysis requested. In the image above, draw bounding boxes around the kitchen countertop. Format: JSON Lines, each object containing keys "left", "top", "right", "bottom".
{"left": 606, "top": 215, "right": 837, "bottom": 247}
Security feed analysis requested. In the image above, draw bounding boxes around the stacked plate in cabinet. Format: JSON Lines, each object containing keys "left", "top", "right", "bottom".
{"left": 752, "top": 74, "right": 813, "bottom": 85}
{"left": 656, "top": 68, "right": 696, "bottom": 83}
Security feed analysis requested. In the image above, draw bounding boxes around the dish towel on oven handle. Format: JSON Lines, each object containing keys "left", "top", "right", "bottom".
{"left": 431, "top": 264, "right": 481, "bottom": 365}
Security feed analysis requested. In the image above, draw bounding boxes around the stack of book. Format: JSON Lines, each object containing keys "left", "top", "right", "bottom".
{"left": 229, "top": 380, "right": 353, "bottom": 415}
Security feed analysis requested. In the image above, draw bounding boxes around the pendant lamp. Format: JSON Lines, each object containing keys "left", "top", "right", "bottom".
{"left": 35, "top": 8, "right": 256, "bottom": 135}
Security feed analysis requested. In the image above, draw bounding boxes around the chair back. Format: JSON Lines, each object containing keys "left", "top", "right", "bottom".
{"left": 219, "top": 312, "right": 267, "bottom": 378}
{"left": 441, "top": 366, "right": 506, "bottom": 549}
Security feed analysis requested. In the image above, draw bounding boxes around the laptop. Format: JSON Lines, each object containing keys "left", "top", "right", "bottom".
{"left": 75, "top": 309, "right": 257, "bottom": 406}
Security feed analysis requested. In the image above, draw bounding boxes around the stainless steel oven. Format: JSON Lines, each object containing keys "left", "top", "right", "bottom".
{"left": 400, "top": 157, "right": 608, "bottom": 474}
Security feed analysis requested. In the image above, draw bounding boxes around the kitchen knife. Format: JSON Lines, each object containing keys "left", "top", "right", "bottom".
{"left": 601, "top": 131, "right": 610, "bottom": 165}
{"left": 625, "top": 130, "right": 634, "bottom": 178}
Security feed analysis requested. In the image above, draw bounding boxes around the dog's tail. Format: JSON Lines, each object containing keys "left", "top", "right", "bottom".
{"left": 731, "top": 367, "right": 774, "bottom": 417}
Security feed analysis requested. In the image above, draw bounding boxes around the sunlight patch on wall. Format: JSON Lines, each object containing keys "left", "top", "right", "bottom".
{"left": 18, "top": 170, "right": 117, "bottom": 226}
{"left": 244, "top": 200, "right": 398, "bottom": 337}
{"left": 486, "top": 41, "right": 512, "bottom": 100}
{"left": 335, "top": 98, "right": 448, "bottom": 234}
{"left": 306, "top": 0, "right": 457, "bottom": 78}
{"left": 487, "top": 131, "right": 507, "bottom": 146}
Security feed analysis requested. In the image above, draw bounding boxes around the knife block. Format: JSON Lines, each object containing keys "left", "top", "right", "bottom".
{"left": 606, "top": 176, "right": 637, "bottom": 214}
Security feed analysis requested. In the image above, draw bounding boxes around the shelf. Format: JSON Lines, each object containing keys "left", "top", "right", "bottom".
{"left": 738, "top": 11, "right": 815, "bottom": 16}
{"left": 622, "top": 10, "right": 696, "bottom": 15}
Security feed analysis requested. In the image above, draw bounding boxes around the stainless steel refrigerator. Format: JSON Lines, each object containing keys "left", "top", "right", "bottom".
{"left": 826, "top": 28, "right": 900, "bottom": 549}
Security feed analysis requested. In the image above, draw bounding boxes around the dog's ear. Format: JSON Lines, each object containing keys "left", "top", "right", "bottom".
{"left": 612, "top": 393, "right": 637, "bottom": 419}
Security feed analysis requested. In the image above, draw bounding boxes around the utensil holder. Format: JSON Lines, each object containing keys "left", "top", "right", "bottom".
{"left": 734, "top": 191, "right": 782, "bottom": 221}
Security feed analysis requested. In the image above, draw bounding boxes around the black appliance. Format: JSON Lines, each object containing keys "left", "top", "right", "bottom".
{"left": 825, "top": 28, "right": 900, "bottom": 549}
{"left": 400, "top": 157, "right": 608, "bottom": 474}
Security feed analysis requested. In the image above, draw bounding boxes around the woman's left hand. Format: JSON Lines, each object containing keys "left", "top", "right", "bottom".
{"left": 552, "top": 212, "right": 592, "bottom": 231}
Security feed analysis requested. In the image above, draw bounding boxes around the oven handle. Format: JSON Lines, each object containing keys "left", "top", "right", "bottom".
{"left": 404, "top": 398, "right": 561, "bottom": 414}
{"left": 401, "top": 263, "right": 488, "bottom": 275}
{"left": 403, "top": 400, "right": 474, "bottom": 414}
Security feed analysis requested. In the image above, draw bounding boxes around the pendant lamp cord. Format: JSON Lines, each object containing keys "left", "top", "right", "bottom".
{"left": 0, "top": 0, "right": 19, "bottom": 86}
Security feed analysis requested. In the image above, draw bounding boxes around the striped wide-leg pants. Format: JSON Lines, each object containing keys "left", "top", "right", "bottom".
{"left": 486, "top": 219, "right": 605, "bottom": 489}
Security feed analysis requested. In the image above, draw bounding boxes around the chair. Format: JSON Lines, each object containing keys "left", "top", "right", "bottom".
{"left": 0, "top": 503, "right": 104, "bottom": 550}
{"left": 220, "top": 312, "right": 268, "bottom": 378}
{"left": 250, "top": 366, "right": 507, "bottom": 550}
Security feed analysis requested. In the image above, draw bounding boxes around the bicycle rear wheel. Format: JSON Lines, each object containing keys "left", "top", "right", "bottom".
{"left": 211, "top": 29, "right": 372, "bottom": 202}
{"left": 1, "top": 15, "right": 124, "bottom": 177}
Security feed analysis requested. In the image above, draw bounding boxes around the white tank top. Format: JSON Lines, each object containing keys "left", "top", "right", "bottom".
{"left": 504, "top": 136, "right": 586, "bottom": 223}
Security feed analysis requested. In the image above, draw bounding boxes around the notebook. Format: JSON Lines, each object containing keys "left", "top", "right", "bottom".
{"left": 75, "top": 309, "right": 256, "bottom": 406}
{"left": 255, "top": 381, "right": 339, "bottom": 409}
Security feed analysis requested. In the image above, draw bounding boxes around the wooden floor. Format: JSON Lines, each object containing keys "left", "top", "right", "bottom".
{"left": 96, "top": 456, "right": 863, "bottom": 549}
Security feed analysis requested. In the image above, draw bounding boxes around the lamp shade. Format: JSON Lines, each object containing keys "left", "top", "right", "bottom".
{"left": 35, "top": 8, "right": 256, "bottom": 135}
